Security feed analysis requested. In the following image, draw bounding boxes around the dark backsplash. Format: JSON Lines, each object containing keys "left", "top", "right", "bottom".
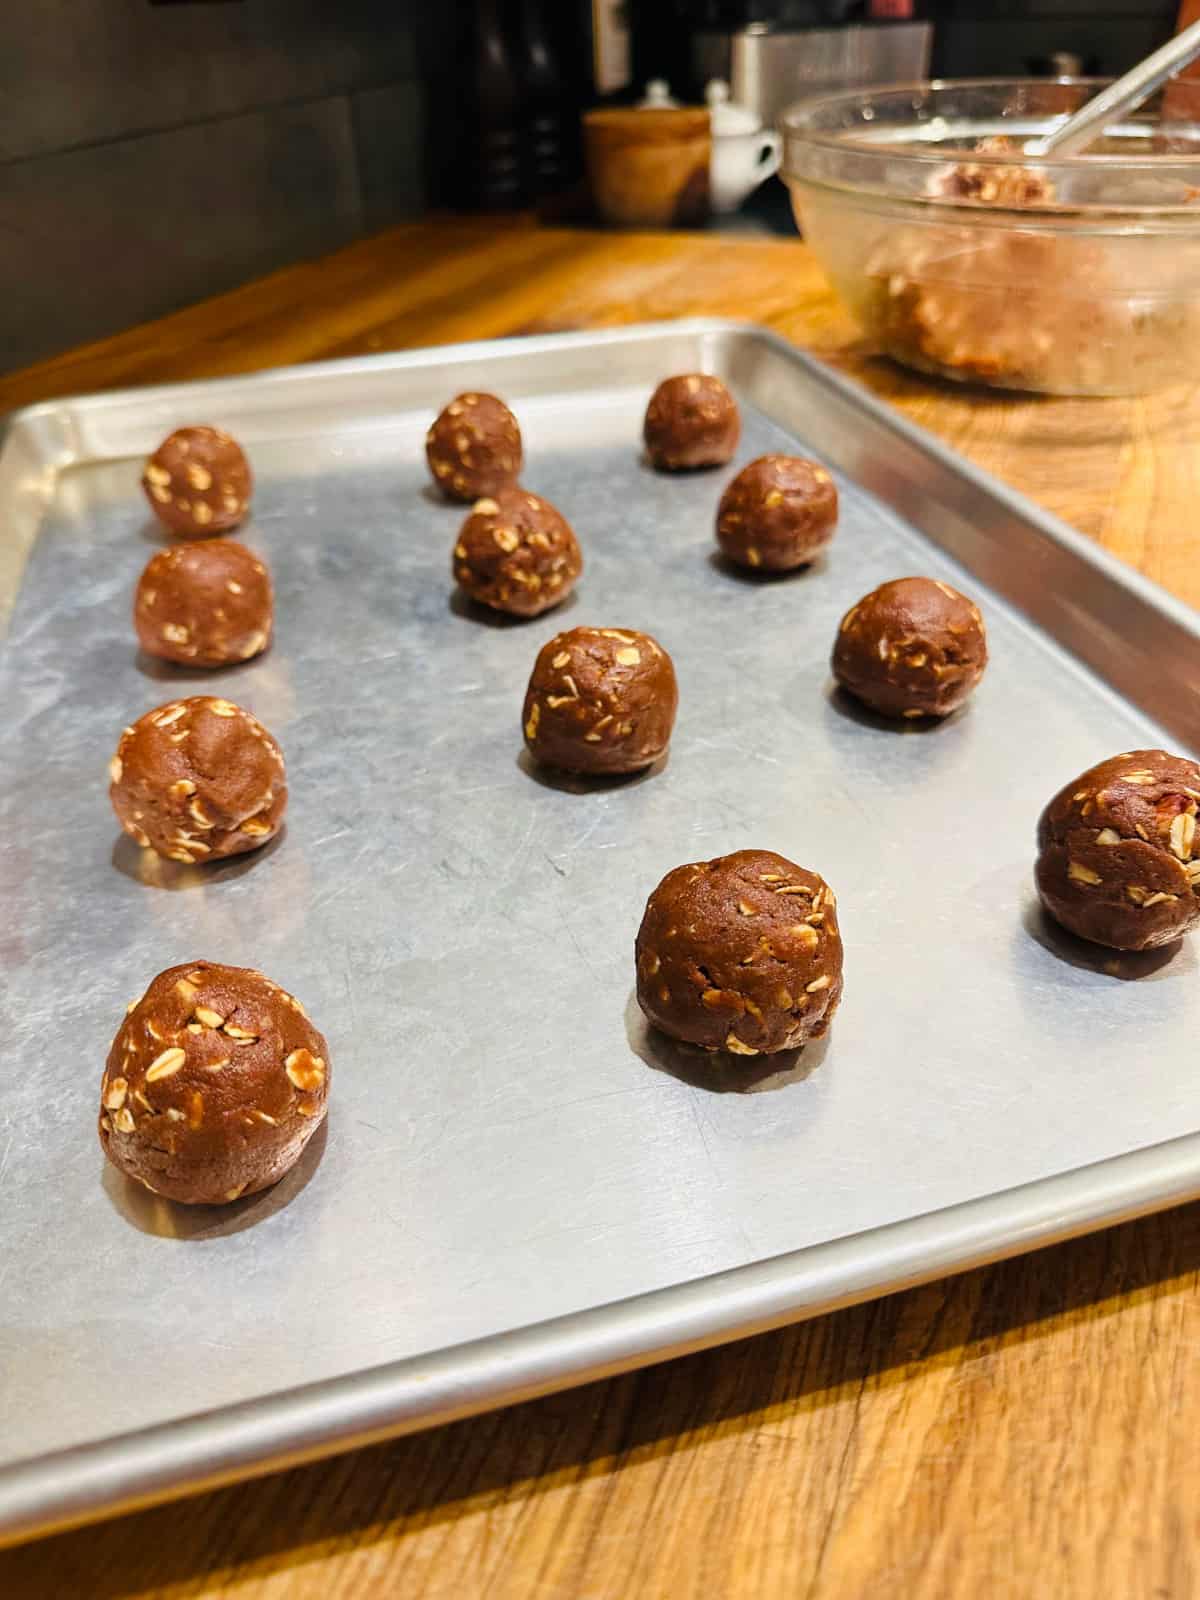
{"left": 0, "top": 0, "right": 463, "bottom": 374}
{"left": 930, "top": 2, "right": 1176, "bottom": 77}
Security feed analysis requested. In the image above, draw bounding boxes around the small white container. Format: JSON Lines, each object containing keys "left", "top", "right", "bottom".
{"left": 705, "top": 79, "right": 782, "bottom": 214}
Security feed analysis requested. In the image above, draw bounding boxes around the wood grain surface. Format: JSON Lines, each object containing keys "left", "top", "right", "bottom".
{"left": 4, "top": 219, "right": 1200, "bottom": 1599}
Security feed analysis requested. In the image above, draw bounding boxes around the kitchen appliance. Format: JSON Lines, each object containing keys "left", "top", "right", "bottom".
{"left": 691, "top": 22, "right": 932, "bottom": 127}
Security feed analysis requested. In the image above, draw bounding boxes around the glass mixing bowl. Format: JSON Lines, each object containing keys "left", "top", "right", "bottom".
{"left": 782, "top": 79, "right": 1200, "bottom": 395}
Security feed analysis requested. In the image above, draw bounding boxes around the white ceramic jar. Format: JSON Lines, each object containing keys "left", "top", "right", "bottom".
{"left": 706, "top": 79, "right": 782, "bottom": 214}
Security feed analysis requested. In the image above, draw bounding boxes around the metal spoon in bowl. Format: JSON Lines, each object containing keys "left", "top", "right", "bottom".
{"left": 1025, "top": 19, "right": 1200, "bottom": 157}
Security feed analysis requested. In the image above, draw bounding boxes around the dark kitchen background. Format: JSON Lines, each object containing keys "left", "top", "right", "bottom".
{"left": 0, "top": 1, "right": 1183, "bottom": 373}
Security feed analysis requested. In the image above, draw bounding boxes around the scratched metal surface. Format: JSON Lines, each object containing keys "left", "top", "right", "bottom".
{"left": 2, "top": 326, "right": 1199, "bottom": 1484}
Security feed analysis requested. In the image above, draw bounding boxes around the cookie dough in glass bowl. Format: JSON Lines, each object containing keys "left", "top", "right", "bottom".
{"left": 782, "top": 78, "right": 1200, "bottom": 394}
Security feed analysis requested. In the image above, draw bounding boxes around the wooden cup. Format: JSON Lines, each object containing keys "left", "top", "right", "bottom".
{"left": 583, "top": 108, "right": 711, "bottom": 228}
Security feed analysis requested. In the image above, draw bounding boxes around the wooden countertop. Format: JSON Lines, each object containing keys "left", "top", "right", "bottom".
{"left": 4, "top": 218, "right": 1200, "bottom": 1599}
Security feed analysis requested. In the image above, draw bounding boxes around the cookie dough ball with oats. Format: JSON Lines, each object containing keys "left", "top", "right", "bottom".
{"left": 643, "top": 374, "right": 740, "bottom": 471}
{"left": 134, "top": 540, "right": 272, "bottom": 666}
{"left": 636, "top": 849, "right": 843, "bottom": 1056}
{"left": 523, "top": 626, "right": 677, "bottom": 776}
{"left": 716, "top": 455, "right": 838, "bottom": 571}
{"left": 426, "top": 392, "right": 523, "bottom": 502}
{"left": 832, "top": 577, "right": 987, "bottom": 719}
{"left": 99, "top": 961, "right": 329, "bottom": 1204}
{"left": 141, "top": 426, "right": 253, "bottom": 538}
{"left": 1035, "top": 750, "right": 1200, "bottom": 950}
{"left": 109, "top": 696, "right": 286, "bottom": 863}
{"left": 453, "top": 488, "right": 582, "bottom": 617}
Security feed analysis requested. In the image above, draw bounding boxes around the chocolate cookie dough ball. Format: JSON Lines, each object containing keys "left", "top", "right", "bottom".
{"left": 832, "top": 577, "right": 987, "bottom": 719}
{"left": 134, "top": 540, "right": 272, "bottom": 666}
{"left": 523, "top": 626, "right": 677, "bottom": 776}
{"left": 927, "top": 137, "right": 1057, "bottom": 206}
{"left": 716, "top": 455, "right": 838, "bottom": 571}
{"left": 142, "top": 426, "right": 252, "bottom": 538}
{"left": 1035, "top": 750, "right": 1200, "bottom": 950}
{"left": 110, "top": 696, "right": 286, "bottom": 863}
{"left": 643, "top": 374, "right": 740, "bottom": 471}
{"left": 99, "top": 961, "right": 330, "bottom": 1205}
{"left": 636, "top": 849, "right": 843, "bottom": 1056}
{"left": 426, "top": 392, "right": 523, "bottom": 502}
{"left": 453, "top": 488, "right": 582, "bottom": 617}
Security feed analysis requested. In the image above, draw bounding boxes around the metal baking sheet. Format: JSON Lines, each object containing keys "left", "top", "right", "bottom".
{"left": 3, "top": 320, "right": 1200, "bottom": 1546}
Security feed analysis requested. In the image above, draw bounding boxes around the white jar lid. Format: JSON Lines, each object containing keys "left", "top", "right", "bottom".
{"left": 637, "top": 79, "right": 681, "bottom": 109}
{"left": 705, "top": 79, "right": 760, "bottom": 136}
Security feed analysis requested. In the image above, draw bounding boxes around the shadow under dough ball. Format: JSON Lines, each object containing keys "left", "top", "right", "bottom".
{"left": 523, "top": 626, "right": 677, "bottom": 775}
{"left": 134, "top": 539, "right": 273, "bottom": 666}
{"left": 636, "top": 849, "right": 843, "bottom": 1056}
{"left": 716, "top": 454, "right": 838, "bottom": 571}
{"left": 142, "top": 425, "right": 253, "bottom": 538}
{"left": 109, "top": 696, "right": 287, "bottom": 863}
{"left": 832, "top": 576, "right": 987, "bottom": 718}
{"left": 643, "top": 374, "right": 740, "bottom": 471}
{"left": 99, "top": 961, "right": 329, "bottom": 1205}
{"left": 426, "top": 392, "right": 523, "bottom": 502}
{"left": 453, "top": 488, "right": 582, "bottom": 617}
{"left": 1035, "top": 749, "right": 1200, "bottom": 950}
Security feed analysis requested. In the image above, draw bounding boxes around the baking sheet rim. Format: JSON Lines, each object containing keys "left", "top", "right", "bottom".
{"left": 2, "top": 1126, "right": 1199, "bottom": 1548}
